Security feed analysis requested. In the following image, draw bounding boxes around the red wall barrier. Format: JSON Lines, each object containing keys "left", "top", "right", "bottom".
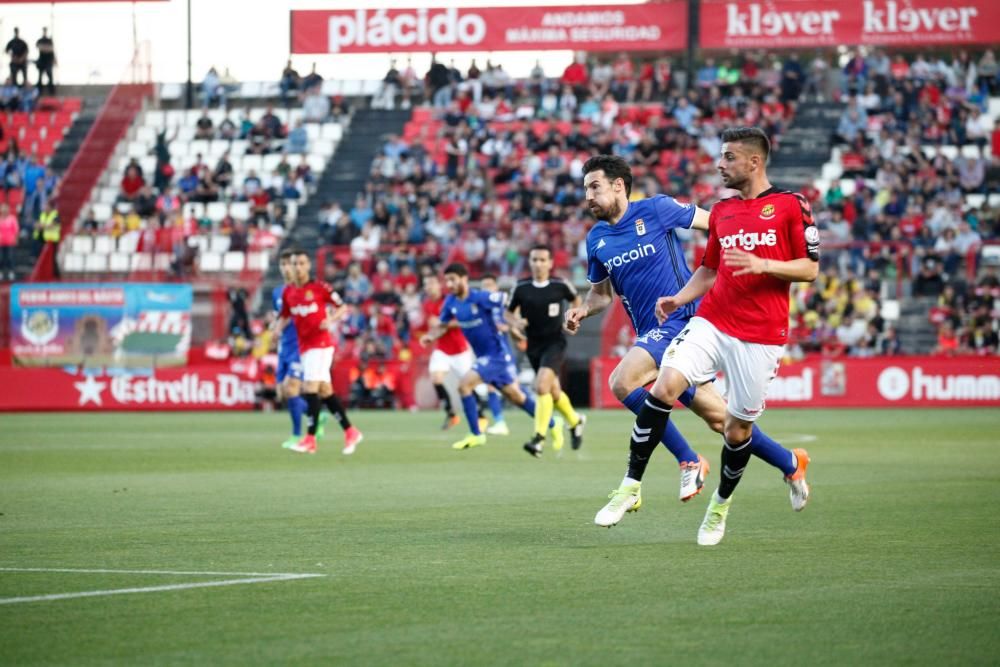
{"left": 591, "top": 355, "right": 1000, "bottom": 408}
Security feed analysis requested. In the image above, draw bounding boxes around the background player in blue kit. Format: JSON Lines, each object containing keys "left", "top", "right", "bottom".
{"left": 563, "top": 155, "right": 802, "bottom": 527}
{"left": 420, "top": 263, "right": 560, "bottom": 452}
{"left": 272, "top": 249, "right": 324, "bottom": 449}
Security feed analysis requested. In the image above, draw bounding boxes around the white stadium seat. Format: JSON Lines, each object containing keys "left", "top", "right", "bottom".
{"left": 130, "top": 253, "right": 152, "bottom": 271}
{"left": 209, "top": 234, "right": 231, "bottom": 254}
{"left": 84, "top": 254, "right": 108, "bottom": 272}
{"left": 200, "top": 252, "right": 222, "bottom": 272}
{"left": 93, "top": 235, "right": 115, "bottom": 254}
{"left": 246, "top": 251, "right": 270, "bottom": 271}
{"left": 109, "top": 253, "right": 130, "bottom": 272}
{"left": 321, "top": 123, "right": 343, "bottom": 142}
{"left": 70, "top": 236, "right": 93, "bottom": 254}
{"left": 63, "top": 253, "right": 85, "bottom": 272}
{"left": 223, "top": 251, "right": 245, "bottom": 272}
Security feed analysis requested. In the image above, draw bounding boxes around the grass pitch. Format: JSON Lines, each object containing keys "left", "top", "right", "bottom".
{"left": 1, "top": 408, "right": 998, "bottom": 666}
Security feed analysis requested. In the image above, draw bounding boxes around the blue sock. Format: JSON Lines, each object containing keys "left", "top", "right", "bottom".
{"left": 288, "top": 395, "right": 306, "bottom": 437}
{"left": 622, "top": 387, "right": 699, "bottom": 464}
{"left": 461, "top": 394, "right": 482, "bottom": 435}
{"left": 750, "top": 425, "right": 796, "bottom": 476}
{"left": 676, "top": 385, "right": 795, "bottom": 475}
{"left": 520, "top": 395, "right": 555, "bottom": 428}
{"left": 488, "top": 392, "right": 504, "bottom": 421}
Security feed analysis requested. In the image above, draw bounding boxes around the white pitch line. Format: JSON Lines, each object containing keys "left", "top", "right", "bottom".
{"left": 0, "top": 569, "right": 326, "bottom": 605}
{"left": 0, "top": 567, "right": 314, "bottom": 577}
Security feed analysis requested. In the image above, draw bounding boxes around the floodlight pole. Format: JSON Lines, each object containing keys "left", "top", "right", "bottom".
{"left": 185, "top": 0, "right": 192, "bottom": 109}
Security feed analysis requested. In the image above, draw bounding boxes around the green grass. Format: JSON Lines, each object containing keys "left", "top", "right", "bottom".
{"left": 1, "top": 408, "right": 998, "bottom": 666}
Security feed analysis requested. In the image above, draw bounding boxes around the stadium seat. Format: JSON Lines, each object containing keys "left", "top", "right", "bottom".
{"left": 966, "top": 194, "right": 986, "bottom": 209}
{"left": 880, "top": 300, "right": 900, "bottom": 322}
{"left": 63, "top": 253, "right": 85, "bottom": 272}
{"left": 109, "top": 253, "right": 130, "bottom": 272}
{"left": 159, "top": 83, "right": 183, "bottom": 102}
{"left": 70, "top": 236, "right": 93, "bottom": 254}
{"left": 84, "top": 254, "right": 109, "bottom": 272}
{"left": 222, "top": 251, "right": 245, "bottom": 272}
{"left": 209, "top": 234, "right": 230, "bottom": 253}
{"left": 200, "top": 252, "right": 222, "bottom": 271}
{"left": 93, "top": 236, "right": 115, "bottom": 254}
{"left": 246, "top": 251, "right": 269, "bottom": 271}
{"left": 118, "top": 233, "right": 140, "bottom": 254}
{"left": 321, "top": 124, "right": 343, "bottom": 142}
{"left": 131, "top": 253, "right": 153, "bottom": 271}
{"left": 960, "top": 144, "right": 983, "bottom": 159}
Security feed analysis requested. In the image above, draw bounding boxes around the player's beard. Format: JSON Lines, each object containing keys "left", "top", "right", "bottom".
{"left": 721, "top": 171, "right": 748, "bottom": 191}
{"left": 589, "top": 199, "right": 622, "bottom": 222}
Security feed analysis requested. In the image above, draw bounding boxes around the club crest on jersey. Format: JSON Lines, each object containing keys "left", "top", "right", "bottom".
{"left": 471, "top": 305, "right": 478, "bottom": 315}
{"left": 760, "top": 204, "right": 776, "bottom": 220}
{"left": 304, "top": 290, "right": 314, "bottom": 300}
{"left": 635, "top": 218, "right": 646, "bottom": 236}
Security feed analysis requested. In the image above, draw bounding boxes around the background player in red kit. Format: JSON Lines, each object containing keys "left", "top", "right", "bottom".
{"left": 421, "top": 274, "right": 475, "bottom": 429}
{"left": 601, "top": 126, "right": 817, "bottom": 545}
{"left": 275, "top": 249, "right": 363, "bottom": 455}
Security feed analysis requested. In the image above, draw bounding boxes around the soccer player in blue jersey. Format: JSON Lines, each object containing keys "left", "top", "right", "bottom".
{"left": 563, "top": 154, "right": 803, "bottom": 527}
{"left": 420, "top": 263, "right": 560, "bottom": 451}
{"left": 272, "top": 249, "right": 324, "bottom": 449}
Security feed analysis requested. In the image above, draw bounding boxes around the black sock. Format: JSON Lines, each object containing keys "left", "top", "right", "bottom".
{"left": 626, "top": 395, "right": 672, "bottom": 482}
{"left": 304, "top": 393, "right": 321, "bottom": 436}
{"left": 434, "top": 384, "right": 453, "bottom": 415}
{"left": 718, "top": 435, "right": 753, "bottom": 499}
{"left": 324, "top": 394, "right": 352, "bottom": 430}
{"left": 477, "top": 394, "right": 488, "bottom": 418}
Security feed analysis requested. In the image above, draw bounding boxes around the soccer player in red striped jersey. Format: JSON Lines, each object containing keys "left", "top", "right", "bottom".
{"left": 274, "top": 249, "right": 363, "bottom": 455}
{"left": 612, "top": 127, "right": 815, "bottom": 545}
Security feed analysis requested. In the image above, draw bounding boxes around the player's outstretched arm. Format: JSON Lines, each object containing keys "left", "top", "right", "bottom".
{"left": 564, "top": 279, "right": 613, "bottom": 335}
{"left": 271, "top": 316, "right": 289, "bottom": 336}
{"left": 723, "top": 249, "right": 819, "bottom": 282}
{"left": 690, "top": 206, "right": 711, "bottom": 231}
{"left": 656, "top": 266, "right": 717, "bottom": 324}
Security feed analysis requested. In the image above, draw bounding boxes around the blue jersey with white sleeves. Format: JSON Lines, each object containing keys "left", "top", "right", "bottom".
{"left": 440, "top": 288, "right": 509, "bottom": 359}
{"left": 585, "top": 194, "right": 699, "bottom": 336}
{"left": 272, "top": 284, "right": 300, "bottom": 358}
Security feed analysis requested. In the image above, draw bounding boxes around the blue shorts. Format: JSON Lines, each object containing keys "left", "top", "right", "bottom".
{"left": 276, "top": 354, "right": 304, "bottom": 383}
{"left": 633, "top": 319, "right": 698, "bottom": 406}
{"left": 473, "top": 353, "right": 517, "bottom": 390}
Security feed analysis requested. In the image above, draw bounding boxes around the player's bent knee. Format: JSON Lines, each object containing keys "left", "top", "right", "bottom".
{"left": 723, "top": 421, "right": 753, "bottom": 444}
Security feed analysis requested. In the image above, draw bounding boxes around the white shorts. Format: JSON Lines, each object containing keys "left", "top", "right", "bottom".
{"left": 428, "top": 348, "right": 474, "bottom": 378}
{"left": 661, "top": 317, "right": 784, "bottom": 422}
{"left": 301, "top": 347, "right": 335, "bottom": 383}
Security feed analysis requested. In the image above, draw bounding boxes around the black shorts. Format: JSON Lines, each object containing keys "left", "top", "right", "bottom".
{"left": 526, "top": 338, "right": 567, "bottom": 373}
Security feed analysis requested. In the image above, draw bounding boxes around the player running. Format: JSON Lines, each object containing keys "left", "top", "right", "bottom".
{"left": 506, "top": 244, "right": 587, "bottom": 457}
{"left": 422, "top": 274, "right": 507, "bottom": 434}
{"left": 272, "top": 249, "right": 325, "bottom": 449}
{"left": 633, "top": 126, "right": 815, "bottom": 544}
{"left": 420, "top": 263, "right": 560, "bottom": 452}
{"left": 562, "top": 154, "right": 806, "bottom": 527}
{"left": 274, "top": 249, "right": 363, "bottom": 455}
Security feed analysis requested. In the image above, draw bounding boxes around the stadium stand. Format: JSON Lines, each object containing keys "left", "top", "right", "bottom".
{"left": 58, "top": 102, "right": 349, "bottom": 279}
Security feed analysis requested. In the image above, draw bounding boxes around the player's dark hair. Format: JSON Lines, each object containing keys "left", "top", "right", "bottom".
{"left": 481, "top": 273, "right": 497, "bottom": 282}
{"left": 720, "top": 126, "right": 770, "bottom": 162}
{"left": 529, "top": 244, "right": 552, "bottom": 257}
{"left": 443, "top": 262, "right": 468, "bottom": 277}
{"left": 582, "top": 154, "right": 632, "bottom": 196}
{"left": 279, "top": 248, "right": 296, "bottom": 261}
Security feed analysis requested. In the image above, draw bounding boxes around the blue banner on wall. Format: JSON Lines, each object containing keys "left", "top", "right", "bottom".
{"left": 11, "top": 283, "right": 193, "bottom": 367}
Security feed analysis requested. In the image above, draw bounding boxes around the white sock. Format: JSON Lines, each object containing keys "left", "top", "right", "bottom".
{"left": 622, "top": 476, "right": 641, "bottom": 487}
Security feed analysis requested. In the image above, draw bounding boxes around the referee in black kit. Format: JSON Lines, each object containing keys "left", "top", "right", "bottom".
{"left": 506, "top": 244, "right": 587, "bottom": 457}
